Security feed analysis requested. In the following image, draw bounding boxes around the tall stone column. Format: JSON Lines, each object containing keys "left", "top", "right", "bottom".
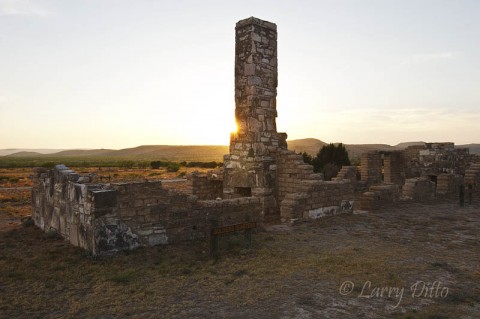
{"left": 223, "top": 17, "right": 287, "bottom": 220}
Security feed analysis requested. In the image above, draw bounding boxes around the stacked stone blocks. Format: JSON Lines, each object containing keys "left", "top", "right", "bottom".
{"left": 32, "top": 165, "right": 262, "bottom": 255}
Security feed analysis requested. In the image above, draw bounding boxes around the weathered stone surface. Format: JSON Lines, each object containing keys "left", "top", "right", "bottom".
{"left": 32, "top": 164, "right": 263, "bottom": 255}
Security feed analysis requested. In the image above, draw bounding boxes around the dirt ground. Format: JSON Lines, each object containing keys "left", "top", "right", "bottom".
{"left": 0, "top": 169, "right": 479, "bottom": 318}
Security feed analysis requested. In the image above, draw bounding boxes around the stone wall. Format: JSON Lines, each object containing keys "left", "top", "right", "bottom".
{"left": 31, "top": 165, "right": 98, "bottom": 252}
{"left": 436, "top": 173, "right": 462, "bottom": 198}
{"left": 276, "top": 150, "right": 323, "bottom": 204}
{"left": 186, "top": 170, "right": 223, "bottom": 200}
{"left": 402, "top": 177, "right": 436, "bottom": 201}
{"left": 404, "top": 143, "right": 477, "bottom": 176}
{"left": 360, "top": 152, "right": 382, "bottom": 184}
{"left": 275, "top": 149, "right": 354, "bottom": 220}
{"left": 358, "top": 184, "right": 400, "bottom": 211}
{"left": 32, "top": 165, "right": 262, "bottom": 256}
{"left": 332, "top": 166, "right": 358, "bottom": 186}
{"left": 383, "top": 151, "right": 405, "bottom": 186}
{"left": 279, "top": 179, "right": 354, "bottom": 221}
{"left": 465, "top": 163, "right": 480, "bottom": 194}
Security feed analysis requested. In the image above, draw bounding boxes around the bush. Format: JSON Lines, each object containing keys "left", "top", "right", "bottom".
{"left": 322, "top": 163, "right": 340, "bottom": 181}
{"left": 166, "top": 162, "right": 180, "bottom": 172}
{"left": 302, "top": 152, "right": 313, "bottom": 165}
{"left": 302, "top": 143, "right": 351, "bottom": 180}
{"left": 150, "top": 160, "right": 170, "bottom": 169}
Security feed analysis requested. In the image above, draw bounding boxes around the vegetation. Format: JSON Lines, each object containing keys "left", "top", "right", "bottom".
{"left": 0, "top": 156, "right": 222, "bottom": 170}
{"left": 150, "top": 160, "right": 219, "bottom": 171}
{"left": 302, "top": 143, "right": 351, "bottom": 180}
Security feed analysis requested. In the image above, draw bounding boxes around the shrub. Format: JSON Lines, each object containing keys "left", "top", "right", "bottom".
{"left": 302, "top": 143, "right": 351, "bottom": 180}
{"left": 166, "top": 162, "right": 180, "bottom": 172}
{"left": 322, "top": 163, "right": 340, "bottom": 181}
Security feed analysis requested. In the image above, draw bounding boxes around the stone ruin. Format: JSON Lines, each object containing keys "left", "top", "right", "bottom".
{"left": 31, "top": 17, "right": 480, "bottom": 255}
{"left": 358, "top": 142, "right": 480, "bottom": 210}
{"left": 31, "top": 17, "right": 355, "bottom": 255}
{"left": 191, "top": 17, "right": 355, "bottom": 221}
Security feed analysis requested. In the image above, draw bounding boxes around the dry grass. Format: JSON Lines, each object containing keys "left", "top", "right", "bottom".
{"left": 0, "top": 169, "right": 479, "bottom": 318}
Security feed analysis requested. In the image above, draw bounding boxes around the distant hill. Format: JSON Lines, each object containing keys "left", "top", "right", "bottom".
{"left": 111, "top": 145, "right": 230, "bottom": 161}
{"left": 0, "top": 149, "right": 65, "bottom": 156}
{"left": 2, "top": 140, "right": 479, "bottom": 162}
{"left": 288, "top": 138, "right": 327, "bottom": 155}
{"left": 3, "top": 145, "right": 230, "bottom": 162}
{"left": 51, "top": 149, "right": 115, "bottom": 157}
{"left": 5, "top": 151, "right": 45, "bottom": 157}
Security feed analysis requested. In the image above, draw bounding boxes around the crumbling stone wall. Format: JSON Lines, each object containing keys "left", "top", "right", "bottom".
{"left": 383, "top": 151, "right": 405, "bottom": 186}
{"left": 279, "top": 179, "right": 354, "bottom": 221}
{"left": 31, "top": 165, "right": 98, "bottom": 252}
{"left": 436, "top": 173, "right": 462, "bottom": 198}
{"left": 465, "top": 163, "right": 480, "bottom": 194}
{"left": 276, "top": 150, "right": 323, "bottom": 204}
{"left": 360, "top": 151, "right": 406, "bottom": 187}
{"left": 402, "top": 142, "right": 476, "bottom": 199}
{"left": 403, "top": 177, "right": 436, "bottom": 201}
{"left": 186, "top": 170, "right": 223, "bottom": 200}
{"left": 359, "top": 184, "right": 400, "bottom": 211}
{"left": 411, "top": 142, "right": 471, "bottom": 176}
{"left": 332, "top": 166, "right": 358, "bottom": 186}
{"left": 32, "top": 165, "right": 262, "bottom": 255}
{"left": 276, "top": 150, "right": 354, "bottom": 220}
{"left": 360, "top": 152, "right": 382, "bottom": 184}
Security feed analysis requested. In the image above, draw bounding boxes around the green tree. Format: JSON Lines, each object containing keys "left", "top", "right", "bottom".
{"left": 308, "top": 143, "right": 351, "bottom": 180}
{"left": 302, "top": 152, "right": 313, "bottom": 165}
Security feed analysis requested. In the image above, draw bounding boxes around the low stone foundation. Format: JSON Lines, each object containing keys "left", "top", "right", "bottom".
{"left": 359, "top": 184, "right": 400, "bottom": 211}
{"left": 32, "top": 165, "right": 261, "bottom": 256}
{"left": 436, "top": 173, "right": 462, "bottom": 198}
{"left": 403, "top": 177, "right": 436, "bottom": 201}
{"left": 279, "top": 179, "right": 354, "bottom": 221}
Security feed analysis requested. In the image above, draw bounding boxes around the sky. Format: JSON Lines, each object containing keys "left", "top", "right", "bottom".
{"left": 0, "top": 0, "right": 479, "bottom": 149}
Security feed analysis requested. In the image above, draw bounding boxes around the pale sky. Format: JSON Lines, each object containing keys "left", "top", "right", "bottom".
{"left": 1, "top": 0, "right": 479, "bottom": 149}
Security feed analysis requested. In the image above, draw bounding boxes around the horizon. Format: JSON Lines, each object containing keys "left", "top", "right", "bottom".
{"left": 1, "top": 0, "right": 479, "bottom": 149}
{"left": 2, "top": 138, "right": 478, "bottom": 153}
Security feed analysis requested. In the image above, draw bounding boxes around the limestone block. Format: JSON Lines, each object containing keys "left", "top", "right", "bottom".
{"left": 91, "top": 189, "right": 117, "bottom": 209}
{"left": 244, "top": 63, "right": 256, "bottom": 75}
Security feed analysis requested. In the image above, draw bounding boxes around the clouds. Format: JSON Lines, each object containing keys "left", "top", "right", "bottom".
{"left": 318, "top": 107, "right": 480, "bottom": 144}
{"left": 0, "top": 0, "right": 53, "bottom": 17}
